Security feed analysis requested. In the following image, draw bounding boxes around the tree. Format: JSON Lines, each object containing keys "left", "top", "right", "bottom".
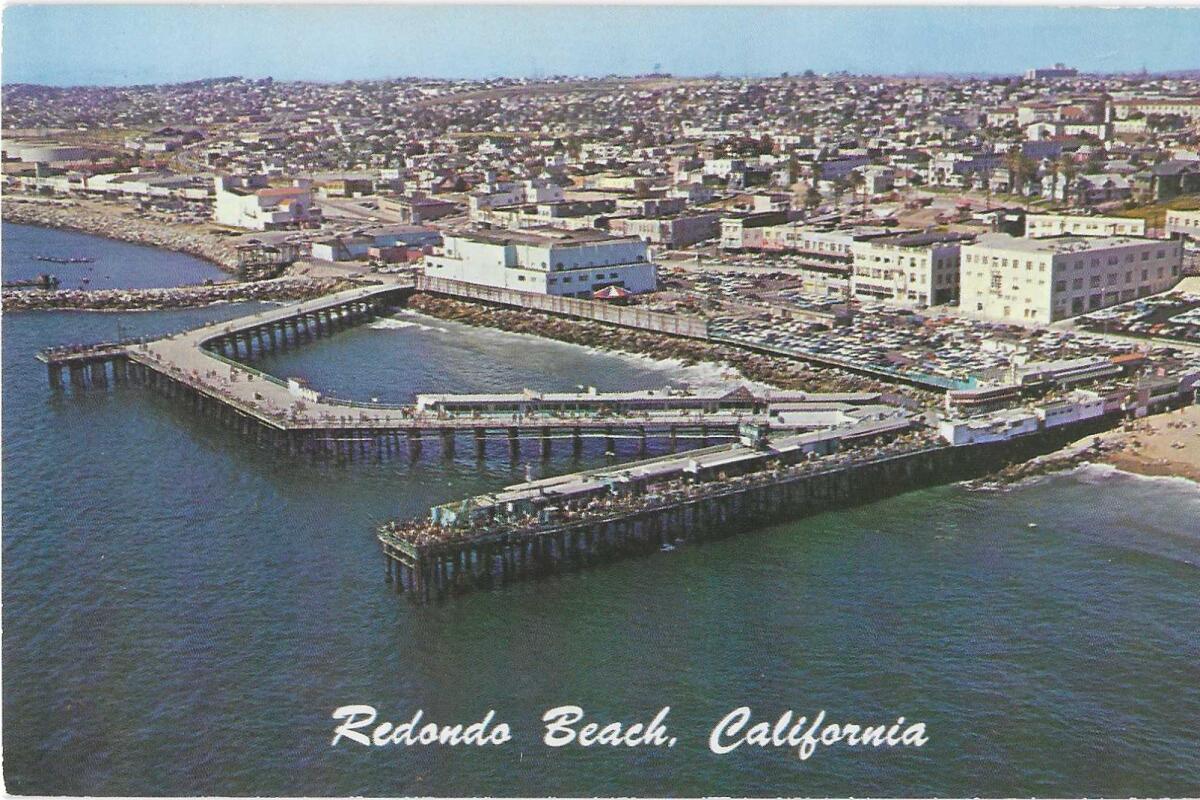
{"left": 1005, "top": 150, "right": 1037, "bottom": 208}
{"left": 804, "top": 186, "right": 822, "bottom": 211}
{"left": 848, "top": 170, "right": 866, "bottom": 217}
{"left": 1057, "top": 155, "right": 1078, "bottom": 206}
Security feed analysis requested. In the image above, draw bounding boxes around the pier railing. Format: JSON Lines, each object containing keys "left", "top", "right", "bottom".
{"left": 199, "top": 347, "right": 290, "bottom": 388}
{"left": 381, "top": 439, "right": 943, "bottom": 555}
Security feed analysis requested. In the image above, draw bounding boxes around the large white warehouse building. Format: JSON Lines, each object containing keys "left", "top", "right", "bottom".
{"left": 423, "top": 227, "right": 657, "bottom": 297}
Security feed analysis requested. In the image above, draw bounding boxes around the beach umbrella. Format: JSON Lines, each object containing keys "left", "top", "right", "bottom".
{"left": 592, "top": 285, "right": 631, "bottom": 301}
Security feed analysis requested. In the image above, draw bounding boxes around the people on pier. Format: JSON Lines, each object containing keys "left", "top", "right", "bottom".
{"left": 378, "top": 429, "right": 935, "bottom": 552}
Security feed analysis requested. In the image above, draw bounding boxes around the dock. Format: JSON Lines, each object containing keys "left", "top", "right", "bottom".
{"left": 36, "top": 277, "right": 907, "bottom": 461}
{"left": 37, "top": 276, "right": 1173, "bottom": 603}
{"left": 376, "top": 415, "right": 1120, "bottom": 602}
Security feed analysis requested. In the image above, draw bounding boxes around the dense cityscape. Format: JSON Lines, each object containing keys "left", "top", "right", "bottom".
{"left": 6, "top": 69, "right": 1200, "bottom": 468}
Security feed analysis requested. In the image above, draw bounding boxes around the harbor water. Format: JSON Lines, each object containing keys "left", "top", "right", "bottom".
{"left": 2, "top": 222, "right": 228, "bottom": 290}
{"left": 3, "top": 228, "right": 1200, "bottom": 796}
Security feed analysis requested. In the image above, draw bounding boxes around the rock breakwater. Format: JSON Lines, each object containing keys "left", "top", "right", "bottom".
{"left": 3, "top": 276, "right": 347, "bottom": 312}
{"left": 407, "top": 293, "right": 933, "bottom": 398}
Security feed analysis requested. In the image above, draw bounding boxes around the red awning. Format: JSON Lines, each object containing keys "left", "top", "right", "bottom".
{"left": 592, "top": 285, "right": 631, "bottom": 300}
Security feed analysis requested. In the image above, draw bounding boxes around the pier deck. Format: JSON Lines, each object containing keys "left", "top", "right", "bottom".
{"left": 37, "top": 278, "right": 908, "bottom": 458}
{"left": 376, "top": 414, "right": 1125, "bottom": 601}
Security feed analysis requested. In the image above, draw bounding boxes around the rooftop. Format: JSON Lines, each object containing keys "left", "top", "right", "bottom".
{"left": 448, "top": 226, "right": 639, "bottom": 247}
{"left": 870, "top": 231, "right": 976, "bottom": 248}
{"left": 970, "top": 233, "right": 1160, "bottom": 254}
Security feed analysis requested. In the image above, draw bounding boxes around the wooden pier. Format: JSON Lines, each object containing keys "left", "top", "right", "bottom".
{"left": 33, "top": 276, "right": 1149, "bottom": 604}
{"left": 377, "top": 417, "right": 1120, "bottom": 602}
{"left": 36, "top": 279, "right": 883, "bottom": 461}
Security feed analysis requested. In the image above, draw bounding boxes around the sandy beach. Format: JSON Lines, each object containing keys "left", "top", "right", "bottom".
{"left": 1092, "top": 404, "right": 1200, "bottom": 483}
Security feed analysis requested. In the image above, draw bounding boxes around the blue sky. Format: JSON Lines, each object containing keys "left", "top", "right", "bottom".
{"left": 3, "top": 5, "right": 1199, "bottom": 86}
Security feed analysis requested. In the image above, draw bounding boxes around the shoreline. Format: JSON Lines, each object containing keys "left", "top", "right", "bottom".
{"left": 2, "top": 196, "right": 240, "bottom": 273}
{"left": 404, "top": 293, "right": 935, "bottom": 400}
{"left": 1090, "top": 405, "right": 1200, "bottom": 484}
{"left": 388, "top": 306, "right": 758, "bottom": 391}
{"left": 979, "top": 404, "right": 1200, "bottom": 487}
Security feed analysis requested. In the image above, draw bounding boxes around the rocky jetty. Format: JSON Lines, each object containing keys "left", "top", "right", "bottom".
{"left": 3, "top": 276, "right": 347, "bottom": 312}
{"left": 963, "top": 437, "right": 1122, "bottom": 489}
{"left": 3, "top": 197, "right": 239, "bottom": 271}
{"left": 407, "top": 293, "right": 932, "bottom": 398}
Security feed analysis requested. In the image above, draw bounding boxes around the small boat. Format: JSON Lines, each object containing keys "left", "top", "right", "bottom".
{"left": 32, "top": 255, "right": 95, "bottom": 265}
{"left": 2, "top": 273, "right": 59, "bottom": 290}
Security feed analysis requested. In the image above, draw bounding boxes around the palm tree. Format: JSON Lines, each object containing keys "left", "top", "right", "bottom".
{"left": 1046, "top": 158, "right": 1060, "bottom": 206}
{"left": 1001, "top": 150, "right": 1027, "bottom": 207}
{"left": 848, "top": 170, "right": 866, "bottom": 219}
{"left": 1057, "top": 155, "right": 1078, "bottom": 207}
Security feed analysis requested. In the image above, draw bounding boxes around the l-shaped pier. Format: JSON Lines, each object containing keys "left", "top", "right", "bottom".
{"left": 37, "top": 278, "right": 899, "bottom": 460}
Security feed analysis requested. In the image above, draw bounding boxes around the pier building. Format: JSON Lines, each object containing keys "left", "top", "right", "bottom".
{"left": 413, "top": 387, "right": 882, "bottom": 417}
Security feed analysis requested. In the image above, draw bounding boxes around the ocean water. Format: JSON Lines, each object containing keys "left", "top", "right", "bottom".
{"left": 4, "top": 228, "right": 1200, "bottom": 796}
{"left": 2, "top": 222, "right": 228, "bottom": 290}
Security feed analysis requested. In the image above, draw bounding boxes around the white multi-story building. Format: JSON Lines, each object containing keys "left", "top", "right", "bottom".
{"left": 213, "top": 175, "right": 319, "bottom": 230}
{"left": 850, "top": 232, "right": 971, "bottom": 306}
{"left": 423, "top": 227, "right": 656, "bottom": 298}
{"left": 607, "top": 213, "right": 722, "bottom": 248}
{"left": 961, "top": 233, "right": 1183, "bottom": 323}
{"left": 1025, "top": 213, "right": 1146, "bottom": 239}
{"left": 759, "top": 225, "right": 859, "bottom": 258}
{"left": 1165, "top": 209, "right": 1200, "bottom": 239}
{"left": 467, "top": 179, "right": 564, "bottom": 217}
{"left": 1024, "top": 64, "right": 1078, "bottom": 81}
{"left": 1112, "top": 97, "right": 1200, "bottom": 122}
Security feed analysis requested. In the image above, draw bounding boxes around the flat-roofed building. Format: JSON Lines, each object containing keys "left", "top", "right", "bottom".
{"left": 1112, "top": 97, "right": 1200, "bottom": 122}
{"left": 850, "top": 231, "right": 972, "bottom": 307}
{"left": 423, "top": 227, "right": 656, "bottom": 298}
{"left": 961, "top": 233, "right": 1183, "bottom": 323}
{"left": 1165, "top": 209, "right": 1200, "bottom": 239}
{"left": 377, "top": 193, "right": 459, "bottom": 224}
{"left": 754, "top": 224, "right": 903, "bottom": 262}
{"left": 719, "top": 211, "right": 793, "bottom": 250}
{"left": 608, "top": 212, "right": 722, "bottom": 248}
{"left": 1025, "top": 213, "right": 1146, "bottom": 239}
{"left": 1024, "top": 64, "right": 1078, "bottom": 81}
{"left": 214, "top": 175, "right": 320, "bottom": 230}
